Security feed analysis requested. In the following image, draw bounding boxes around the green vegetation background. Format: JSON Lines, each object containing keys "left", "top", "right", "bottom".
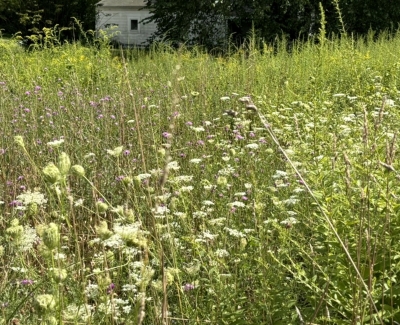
{"left": 2, "top": 14, "right": 400, "bottom": 325}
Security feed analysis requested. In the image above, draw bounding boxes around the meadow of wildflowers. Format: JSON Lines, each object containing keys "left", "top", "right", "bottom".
{"left": 2, "top": 31, "right": 400, "bottom": 324}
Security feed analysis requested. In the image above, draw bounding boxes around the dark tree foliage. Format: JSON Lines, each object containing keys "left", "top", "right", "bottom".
{"left": 0, "top": 0, "right": 98, "bottom": 40}
{"left": 1, "top": 0, "right": 400, "bottom": 46}
{"left": 143, "top": 0, "right": 231, "bottom": 48}
{"left": 337, "top": 0, "right": 400, "bottom": 35}
{"left": 144, "top": 0, "right": 400, "bottom": 48}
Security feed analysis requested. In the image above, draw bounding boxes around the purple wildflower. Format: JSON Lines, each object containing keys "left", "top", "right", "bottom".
{"left": 115, "top": 175, "right": 125, "bottom": 182}
{"left": 20, "top": 279, "right": 34, "bottom": 285}
{"left": 123, "top": 150, "right": 130, "bottom": 156}
{"left": 9, "top": 200, "right": 22, "bottom": 207}
{"left": 183, "top": 283, "right": 195, "bottom": 291}
{"left": 107, "top": 283, "right": 115, "bottom": 294}
{"left": 162, "top": 132, "right": 172, "bottom": 139}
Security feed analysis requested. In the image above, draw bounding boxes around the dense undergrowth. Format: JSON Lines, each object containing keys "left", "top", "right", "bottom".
{"left": 1, "top": 29, "right": 400, "bottom": 324}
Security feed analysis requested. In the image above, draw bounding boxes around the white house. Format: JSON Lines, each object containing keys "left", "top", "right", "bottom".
{"left": 96, "top": 0, "right": 157, "bottom": 46}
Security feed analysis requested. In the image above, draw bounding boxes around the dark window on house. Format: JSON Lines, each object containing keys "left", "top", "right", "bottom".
{"left": 105, "top": 23, "right": 118, "bottom": 28}
{"left": 130, "top": 20, "right": 138, "bottom": 31}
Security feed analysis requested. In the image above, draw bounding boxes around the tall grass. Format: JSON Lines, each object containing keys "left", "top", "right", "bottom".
{"left": 1, "top": 30, "right": 400, "bottom": 324}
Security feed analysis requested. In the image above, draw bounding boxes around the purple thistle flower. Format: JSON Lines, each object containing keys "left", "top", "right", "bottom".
{"left": 183, "top": 283, "right": 195, "bottom": 291}
{"left": 115, "top": 175, "right": 125, "bottom": 182}
{"left": 107, "top": 283, "right": 115, "bottom": 294}
{"left": 20, "top": 279, "right": 34, "bottom": 285}
{"left": 162, "top": 132, "right": 172, "bottom": 139}
{"left": 9, "top": 200, "right": 22, "bottom": 207}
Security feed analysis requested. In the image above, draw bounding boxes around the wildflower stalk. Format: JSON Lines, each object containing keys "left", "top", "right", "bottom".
{"left": 246, "top": 99, "right": 383, "bottom": 324}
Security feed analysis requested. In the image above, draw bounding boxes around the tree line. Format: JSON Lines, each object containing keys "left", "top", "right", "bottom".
{"left": 144, "top": 0, "right": 400, "bottom": 48}
{"left": 0, "top": 0, "right": 400, "bottom": 47}
{"left": 0, "top": 0, "right": 98, "bottom": 40}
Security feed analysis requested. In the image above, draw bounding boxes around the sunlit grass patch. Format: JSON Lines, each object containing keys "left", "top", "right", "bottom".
{"left": 2, "top": 31, "right": 400, "bottom": 324}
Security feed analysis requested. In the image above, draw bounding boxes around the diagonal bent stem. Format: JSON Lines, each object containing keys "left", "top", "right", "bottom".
{"left": 245, "top": 99, "right": 383, "bottom": 324}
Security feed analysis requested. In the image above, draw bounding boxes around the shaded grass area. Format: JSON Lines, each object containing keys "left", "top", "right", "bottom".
{"left": 1, "top": 32, "right": 400, "bottom": 324}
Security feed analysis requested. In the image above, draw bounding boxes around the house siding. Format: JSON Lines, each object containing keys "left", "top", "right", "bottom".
{"left": 96, "top": 6, "right": 157, "bottom": 46}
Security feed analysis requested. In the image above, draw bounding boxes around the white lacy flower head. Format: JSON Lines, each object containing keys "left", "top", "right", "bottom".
{"left": 106, "top": 146, "right": 123, "bottom": 157}
{"left": 215, "top": 249, "right": 230, "bottom": 258}
{"left": 272, "top": 170, "right": 288, "bottom": 179}
{"left": 191, "top": 126, "right": 205, "bottom": 132}
{"left": 17, "top": 190, "right": 47, "bottom": 206}
{"left": 224, "top": 227, "right": 246, "bottom": 238}
{"left": 245, "top": 143, "right": 259, "bottom": 149}
{"left": 179, "top": 186, "right": 193, "bottom": 193}
{"left": 227, "top": 201, "right": 246, "bottom": 208}
{"left": 47, "top": 138, "right": 64, "bottom": 147}
{"left": 152, "top": 205, "right": 169, "bottom": 215}
{"left": 218, "top": 165, "right": 235, "bottom": 175}
{"left": 167, "top": 161, "right": 180, "bottom": 171}
{"left": 193, "top": 211, "right": 207, "bottom": 218}
{"left": 135, "top": 173, "right": 152, "bottom": 180}
{"left": 63, "top": 304, "right": 94, "bottom": 322}
{"left": 280, "top": 217, "right": 299, "bottom": 225}
{"left": 74, "top": 198, "right": 84, "bottom": 207}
